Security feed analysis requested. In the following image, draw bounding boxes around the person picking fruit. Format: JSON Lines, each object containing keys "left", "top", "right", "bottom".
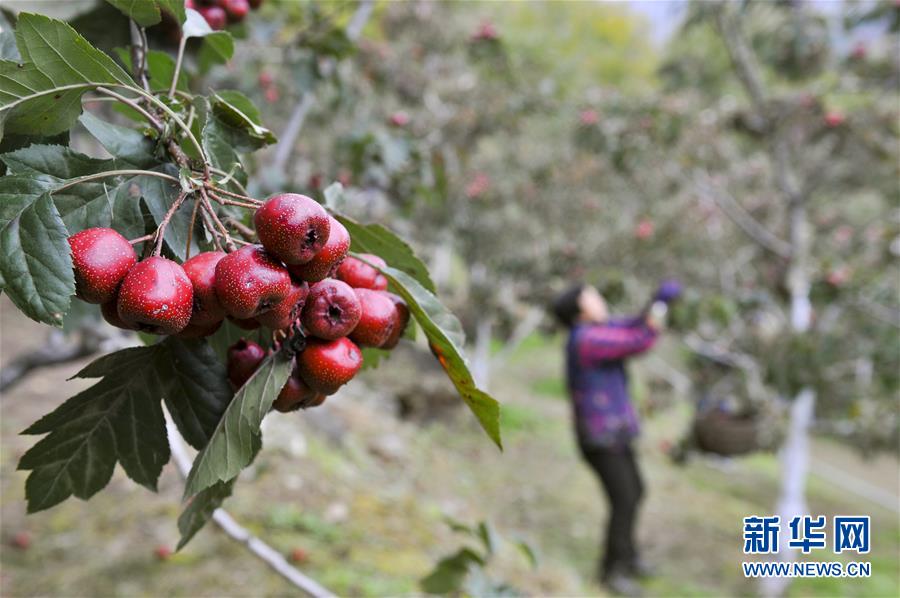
{"left": 551, "top": 279, "right": 681, "bottom": 597}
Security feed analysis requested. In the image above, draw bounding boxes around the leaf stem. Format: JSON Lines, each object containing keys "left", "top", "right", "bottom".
{"left": 207, "top": 169, "right": 250, "bottom": 197}
{"left": 95, "top": 87, "right": 163, "bottom": 130}
{"left": 207, "top": 190, "right": 259, "bottom": 210}
{"left": 52, "top": 170, "right": 179, "bottom": 194}
{"left": 224, "top": 217, "right": 257, "bottom": 241}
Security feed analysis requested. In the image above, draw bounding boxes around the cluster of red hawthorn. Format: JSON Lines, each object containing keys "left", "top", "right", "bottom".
{"left": 68, "top": 193, "right": 410, "bottom": 413}
{"left": 186, "top": 0, "right": 262, "bottom": 31}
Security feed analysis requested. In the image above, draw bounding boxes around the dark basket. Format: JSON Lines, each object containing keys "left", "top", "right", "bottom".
{"left": 692, "top": 411, "right": 763, "bottom": 456}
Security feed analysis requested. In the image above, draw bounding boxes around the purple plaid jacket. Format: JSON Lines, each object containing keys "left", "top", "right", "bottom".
{"left": 565, "top": 317, "right": 658, "bottom": 448}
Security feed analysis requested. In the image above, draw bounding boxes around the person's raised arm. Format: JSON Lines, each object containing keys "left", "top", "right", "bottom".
{"left": 576, "top": 319, "right": 659, "bottom": 364}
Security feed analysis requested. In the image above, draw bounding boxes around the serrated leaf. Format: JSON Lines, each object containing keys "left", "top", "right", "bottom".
{"left": 361, "top": 258, "right": 501, "bottom": 449}
{"left": 326, "top": 185, "right": 436, "bottom": 293}
{"left": 105, "top": 0, "right": 161, "bottom": 27}
{"left": 158, "top": 337, "right": 234, "bottom": 451}
{"left": 0, "top": 193, "right": 73, "bottom": 326}
{"left": 0, "top": 13, "right": 136, "bottom": 138}
{"left": 79, "top": 112, "right": 156, "bottom": 168}
{"left": 18, "top": 345, "right": 171, "bottom": 512}
{"left": 177, "top": 478, "right": 234, "bottom": 549}
{"left": 0, "top": 143, "right": 159, "bottom": 236}
{"left": 183, "top": 349, "right": 293, "bottom": 498}
{"left": 210, "top": 91, "right": 276, "bottom": 149}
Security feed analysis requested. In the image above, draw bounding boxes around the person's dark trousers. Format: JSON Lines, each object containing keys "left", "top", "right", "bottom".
{"left": 580, "top": 442, "right": 644, "bottom": 579}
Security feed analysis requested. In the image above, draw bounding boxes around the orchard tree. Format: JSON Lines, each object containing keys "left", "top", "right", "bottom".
{"left": 0, "top": 1, "right": 501, "bottom": 580}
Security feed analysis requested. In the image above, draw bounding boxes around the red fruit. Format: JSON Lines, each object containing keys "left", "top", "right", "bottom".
{"left": 69, "top": 228, "right": 137, "bottom": 304}
{"left": 301, "top": 279, "right": 361, "bottom": 340}
{"left": 272, "top": 364, "right": 315, "bottom": 412}
{"left": 101, "top": 289, "right": 137, "bottom": 330}
{"left": 117, "top": 257, "right": 193, "bottom": 335}
{"left": 336, "top": 254, "right": 388, "bottom": 290}
{"left": 227, "top": 339, "right": 266, "bottom": 388}
{"left": 256, "top": 279, "right": 309, "bottom": 330}
{"left": 380, "top": 293, "right": 410, "bottom": 350}
{"left": 11, "top": 531, "right": 31, "bottom": 550}
{"left": 229, "top": 315, "right": 261, "bottom": 330}
{"left": 183, "top": 251, "right": 227, "bottom": 326}
{"left": 579, "top": 109, "right": 599, "bottom": 126}
{"left": 297, "top": 337, "right": 363, "bottom": 395}
{"left": 389, "top": 111, "right": 410, "bottom": 127}
{"left": 185, "top": 0, "right": 196, "bottom": 10}
{"left": 337, "top": 169, "right": 352, "bottom": 187}
{"left": 350, "top": 289, "right": 396, "bottom": 347}
{"left": 175, "top": 319, "right": 222, "bottom": 339}
{"left": 287, "top": 217, "right": 350, "bottom": 283}
{"left": 214, "top": 245, "right": 292, "bottom": 319}
{"left": 289, "top": 547, "right": 309, "bottom": 563}
{"left": 258, "top": 71, "right": 274, "bottom": 87}
{"left": 254, "top": 194, "right": 330, "bottom": 265}
{"left": 198, "top": 6, "right": 227, "bottom": 30}
{"left": 223, "top": 0, "right": 249, "bottom": 21}
{"left": 824, "top": 111, "right": 845, "bottom": 128}
{"left": 635, "top": 219, "right": 654, "bottom": 240}
{"left": 154, "top": 546, "right": 172, "bottom": 561}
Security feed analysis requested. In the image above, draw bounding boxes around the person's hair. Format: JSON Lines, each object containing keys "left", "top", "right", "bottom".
{"left": 551, "top": 283, "right": 586, "bottom": 329}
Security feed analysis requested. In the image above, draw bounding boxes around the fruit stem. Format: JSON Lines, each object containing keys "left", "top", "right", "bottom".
{"left": 128, "top": 233, "right": 154, "bottom": 245}
{"left": 199, "top": 188, "right": 237, "bottom": 251}
{"left": 223, "top": 217, "right": 257, "bottom": 241}
{"left": 152, "top": 191, "right": 190, "bottom": 257}
{"left": 185, "top": 198, "right": 202, "bottom": 260}
{"left": 207, "top": 190, "right": 259, "bottom": 210}
{"left": 199, "top": 206, "right": 225, "bottom": 252}
{"left": 207, "top": 185, "right": 263, "bottom": 205}
{"left": 206, "top": 169, "right": 251, "bottom": 197}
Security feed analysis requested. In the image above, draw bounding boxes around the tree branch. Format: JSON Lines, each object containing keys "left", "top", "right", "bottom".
{"left": 693, "top": 171, "right": 793, "bottom": 258}
{"left": 164, "top": 413, "right": 335, "bottom": 598}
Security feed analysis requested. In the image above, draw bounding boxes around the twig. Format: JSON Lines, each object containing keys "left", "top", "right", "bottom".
{"left": 208, "top": 191, "right": 260, "bottom": 210}
{"left": 163, "top": 412, "right": 336, "bottom": 598}
{"left": 208, "top": 168, "right": 251, "bottom": 197}
{"left": 693, "top": 171, "right": 792, "bottom": 258}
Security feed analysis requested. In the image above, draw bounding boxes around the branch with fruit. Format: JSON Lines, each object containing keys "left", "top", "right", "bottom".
{"left": 0, "top": 3, "right": 500, "bottom": 550}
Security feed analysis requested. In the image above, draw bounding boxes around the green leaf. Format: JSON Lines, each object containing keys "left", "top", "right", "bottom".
{"left": 183, "top": 8, "right": 234, "bottom": 70}
{"left": 177, "top": 478, "right": 235, "bottom": 549}
{"left": 146, "top": 50, "right": 189, "bottom": 94}
{"left": 183, "top": 349, "right": 293, "bottom": 498}
{"left": 0, "top": 193, "right": 73, "bottom": 327}
{"left": 327, "top": 186, "right": 436, "bottom": 294}
{"left": 138, "top": 169, "right": 201, "bottom": 260}
{"left": 359, "top": 257, "right": 501, "bottom": 449}
{"left": 210, "top": 91, "right": 277, "bottom": 149}
{"left": 105, "top": 0, "right": 161, "bottom": 27}
{"left": 18, "top": 346, "right": 170, "bottom": 512}
{"left": 158, "top": 337, "right": 234, "bottom": 451}
{"left": 420, "top": 547, "right": 484, "bottom": 594}
{"left": 79, "top": 112, "right": 157, "bottom": 168}
{"left": 0, "top": 13, "right": 136, "bottom": 138}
